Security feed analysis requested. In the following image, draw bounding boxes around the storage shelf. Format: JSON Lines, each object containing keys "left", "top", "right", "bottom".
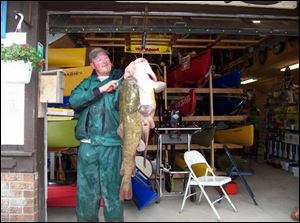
{"left": 266, "top": 128, "right": 299, "bottom": 132}
{"left": 167, "top": 88, "right": 243, "bottom": 94}
{"left": 154, "top": 115, "right": 246, "bottom": 122}
{"left": 147, "top": 143, "right": 242, "bottom": 151}
{"left": 156, "top": 66, "right": 246, "bottom": 170}
{"left": 264, "top": 103, "right": 298, "bottom": 107}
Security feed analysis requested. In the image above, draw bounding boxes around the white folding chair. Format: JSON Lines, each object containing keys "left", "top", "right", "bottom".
{"left": 180, "top": 150, "right": 237, "bottom": 222}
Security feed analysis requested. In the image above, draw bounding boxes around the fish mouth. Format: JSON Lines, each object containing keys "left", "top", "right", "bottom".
{"left": 139, "top": 105, "right": 154, "bottom": 117}
{"left": 147, "top": 72, "right": 157, "bottom": 82}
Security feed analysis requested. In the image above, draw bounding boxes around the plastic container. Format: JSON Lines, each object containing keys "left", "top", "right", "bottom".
{"left": 47, "top": 184, "right": 104, "bottom": 207}
{"left": 280, "top": 160, "right": 290, "bottom": 171}
{"left": 292, "top": 166, "right": 299, "bottom": 177}
{"left": 216, "top": 181, "right": 238, "bottom": 195}
{"left": 131, "top": 171, "right": 157, "bottom": 210}
{"left": 47, "top": 184, "right": 77, "bottom": 207}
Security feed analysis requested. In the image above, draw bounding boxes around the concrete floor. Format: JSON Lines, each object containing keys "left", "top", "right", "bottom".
{"left": 47, "top": 160, "right": 299, "bottom": 222}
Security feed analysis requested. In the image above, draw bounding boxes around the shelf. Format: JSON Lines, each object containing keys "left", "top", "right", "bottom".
{"left": 150, "top": 170, "right": 227, "bottom": 179}
{"left": 167, "top": 88, "right": 243, "bottom": 94}
{"left": 158, "top": 67, "right": 246, "bottom": 170}
{"left": 146, "top": 143, "right": 242, "bottom": 151}
{"left": 266, "top": 128, "right": 299, "bottom": 132}
{"left": 154, "top": 115, "right": 246, "bottom": 122}
{"left": 264, "top": 103, "right": 298, "bottom": 107}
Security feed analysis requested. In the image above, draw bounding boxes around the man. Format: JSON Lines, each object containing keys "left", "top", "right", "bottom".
{"left": 69, "top": 48, "right": 125, "bottom": 222}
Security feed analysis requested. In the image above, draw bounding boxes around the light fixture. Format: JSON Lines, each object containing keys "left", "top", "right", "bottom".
{"left": 241, "top": 78, "right": 257, "bottom": 85}
{"left": 252, "top": 20, "right": 261, "bottom": 24}
{"left": 280, "top": 63, "right": 299, "bottom": 72}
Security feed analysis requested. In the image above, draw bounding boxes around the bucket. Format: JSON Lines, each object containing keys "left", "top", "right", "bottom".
{"left": 216, "top": 181, "right": 238, "bottom": 195}
{"left": 131, "top": 170, "right": 157, "bottom": 210}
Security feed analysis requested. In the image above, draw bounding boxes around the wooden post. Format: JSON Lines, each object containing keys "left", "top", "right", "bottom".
{"left": 208, "top": 67, "right": 215, "bottom": 169}
{"left": 164, "top": 65, "right": 167, "bottom": 109}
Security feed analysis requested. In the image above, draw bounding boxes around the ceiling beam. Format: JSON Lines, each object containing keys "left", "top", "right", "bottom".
{"left": 206, "top": 34, "right": 226, "bottom": 49}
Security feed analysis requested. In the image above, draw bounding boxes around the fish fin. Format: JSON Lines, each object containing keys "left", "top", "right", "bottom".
{"left": 154, "top": 81, "right": 166, "bottom": 93}
{"left": 119, "top": 175, "right": 133, "bottom": 200}
{"left": 149, "top": 118, "right": 155, "bottom": 129}
{"left": 137, "top": 139, "right": 146, "bottom": 152}
{"left": 120, "top": 162, "right": 125, "bottom": 176}
{"left": 117, "top": 124, "right": 123, "bottom": 138}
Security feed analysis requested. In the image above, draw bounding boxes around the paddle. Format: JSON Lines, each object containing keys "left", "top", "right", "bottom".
{"left": 56, "top": 152, "right": 65, "bottom": 181}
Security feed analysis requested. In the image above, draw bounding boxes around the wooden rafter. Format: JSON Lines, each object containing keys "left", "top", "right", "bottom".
{"left": 84, "top": 34, "right": 265, "bottom": 50}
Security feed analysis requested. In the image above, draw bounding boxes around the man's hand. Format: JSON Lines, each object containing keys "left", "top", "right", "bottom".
{"left": 99, "top": 80, "right": 118, "bottom": 93}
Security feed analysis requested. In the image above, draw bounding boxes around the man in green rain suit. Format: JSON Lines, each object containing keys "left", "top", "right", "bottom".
{"left": 69, "top": 48, "right": 125, "bottom": 222}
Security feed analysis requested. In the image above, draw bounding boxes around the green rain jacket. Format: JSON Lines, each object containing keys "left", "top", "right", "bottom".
{"left": 69, "top": 68, "right": 123, "bottom": 146}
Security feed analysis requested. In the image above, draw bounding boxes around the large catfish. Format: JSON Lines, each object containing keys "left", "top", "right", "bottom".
{"left": 118, "top": 58, "right": 166, "bottom": 200}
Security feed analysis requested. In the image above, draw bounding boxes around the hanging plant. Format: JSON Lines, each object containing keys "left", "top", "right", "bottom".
{"left": 1, "top": 43, "right": 44, "bottom": 71}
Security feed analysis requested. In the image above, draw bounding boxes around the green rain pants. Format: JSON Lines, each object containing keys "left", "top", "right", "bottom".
{"left": 76, "top": 143, "right": 124, "bottom": 222}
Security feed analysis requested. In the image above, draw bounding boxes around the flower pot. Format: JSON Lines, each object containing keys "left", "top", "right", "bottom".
{"left": 1, "top": 60, "right": 33, "bottom": 84}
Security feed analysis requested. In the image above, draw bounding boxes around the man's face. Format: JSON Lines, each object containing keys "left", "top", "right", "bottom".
{"left": 90, "top": 52, "right": 112, "bottom": 76}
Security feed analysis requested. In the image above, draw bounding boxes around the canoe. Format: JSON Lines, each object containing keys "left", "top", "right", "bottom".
{"left": 63, "top": 66, "right": 93, "bottom": 96}
{"left": 168, "top": 89, "right": 196, "bottom": 116}
{"left": 213, "top": 96, "right": 246, "bottom": 115}
{"left": 48, "top": 120, "right": 80, "bottom": 149}
{"left": 48, "top": 183, "right": 105, "bottom": 207}
{"left": 214, "top": 124, "right": 254, "bottom": 146}
{"left": 191, "top": 124, "right": 216, "bottom": 147}
{"left": 167, "top": 49, "right": 212, "bottom": 87}
{"left": 48, "top": 48, "right": 87, "bottom": 68}
{"left": 208, "top": 69, "right": 241, "bottom": 88}
{"left": 201, "top": 95, "right": 246, "bottom": 115}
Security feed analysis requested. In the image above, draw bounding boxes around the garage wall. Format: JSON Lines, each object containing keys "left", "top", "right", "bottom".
{"left": 1, "top": 1, "right": 47, "bottom": 221}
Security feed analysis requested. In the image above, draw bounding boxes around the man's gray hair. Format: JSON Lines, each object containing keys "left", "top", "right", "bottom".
{"left": 88, "top": 48, "right": 109, "bottom": 62}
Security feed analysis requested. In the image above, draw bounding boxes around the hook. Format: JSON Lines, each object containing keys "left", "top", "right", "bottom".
{"left": 15, "top": 13, "right": 24, "bottom": 32}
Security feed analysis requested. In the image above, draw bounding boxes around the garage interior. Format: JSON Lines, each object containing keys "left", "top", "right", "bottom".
{"left": 43, "top": 1, "right": 299, "bottom": 222}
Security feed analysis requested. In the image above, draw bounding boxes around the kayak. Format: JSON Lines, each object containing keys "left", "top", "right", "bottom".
{"left": 191, "top": 124, "right": 216, "bottom": 147}
{"left": 210, "top": 69, "right": 241, "bottom": 88}
{"left": 214, "top": 124, "right": 254, "bottom": 146}
{"left": 167, "top": 49, "right": 212, "bottom": 87}
{"left": 168, "top": 89, "right": 196, "bottom": 116}
{"left": 201, "top": 95, "right": 246, "bottom": 115}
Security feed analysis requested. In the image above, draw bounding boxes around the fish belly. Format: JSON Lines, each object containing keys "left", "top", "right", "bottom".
{"left": 119, "top": 78, "right": 142, "bottom": 200}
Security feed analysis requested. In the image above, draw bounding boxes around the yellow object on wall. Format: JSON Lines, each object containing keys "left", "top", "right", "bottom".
{"left": 125, "top": 44, "right": 172, "bottom": 54}
{"left": 63, "top": 66, "right": 93, "bottom": 96}
{"left": 125, "top": 33, "right": 172, "bottom": 54}
{"left": 48, "top": 48, "right": 87, "bottom": 68}
{"left": 214, "top": 125, "right": 254, "bottom": 146}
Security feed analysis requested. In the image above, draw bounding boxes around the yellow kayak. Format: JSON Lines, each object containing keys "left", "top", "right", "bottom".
{"left": 48, "top": 48, "right": 87, "bottom": 68}
{"left": 214, "top": 124, "right": 254, "bottom": 146}
{"left": 48, "top": 120, "right": 80, "bottom": 149}
{"left": 63, "top": 66, "right": 93, "bottom": 96}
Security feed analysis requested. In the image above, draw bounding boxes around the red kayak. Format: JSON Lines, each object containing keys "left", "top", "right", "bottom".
{"left": 168, "top": 89, "right": 196, "bottom": 116}
{"left": 167, "top": 49, "right": 212, "bottom": 87}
